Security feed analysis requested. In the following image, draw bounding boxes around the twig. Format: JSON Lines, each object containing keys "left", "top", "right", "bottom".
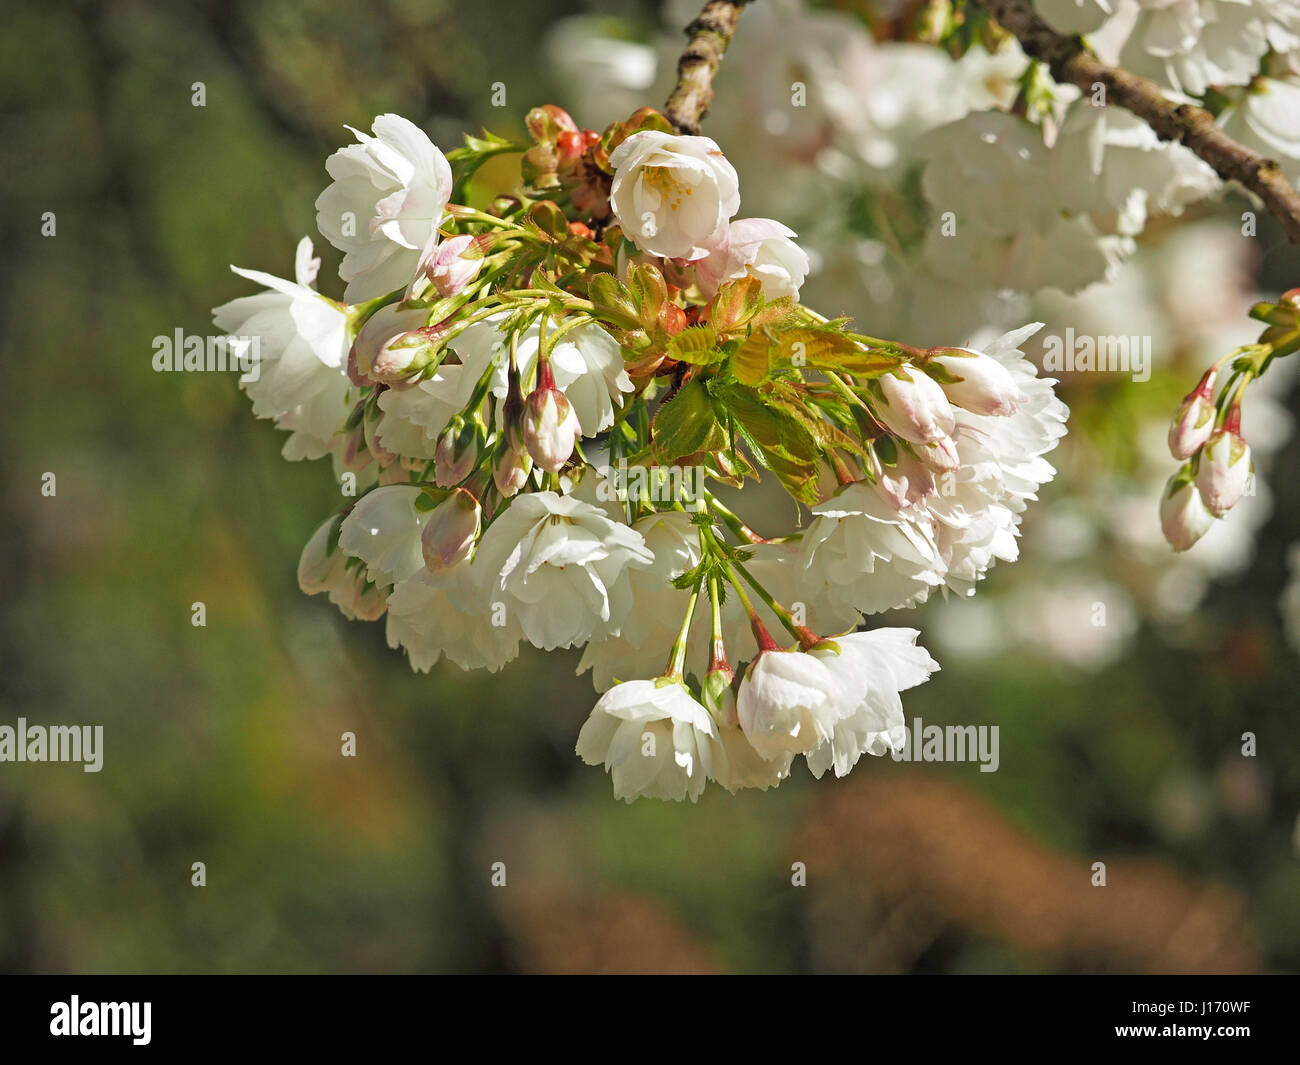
{"left": 663, "top": 1, "right": 754, "bottom": 136}
{"left": 968, "top": 0, "right": 1300, "bottom": 243}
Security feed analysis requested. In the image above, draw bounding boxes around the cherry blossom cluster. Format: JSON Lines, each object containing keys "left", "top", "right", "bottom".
{"left": 215, "top": 104, "right": 1067, "bottom": 801}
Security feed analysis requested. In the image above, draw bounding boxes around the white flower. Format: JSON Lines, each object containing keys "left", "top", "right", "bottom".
{"left": 212, "top": 237, "right": 352, "bottom": 461}
{"left": 694, "top": 218, "right": 810, "bottom": 300}
{"left": 712, "top": 723, "right": 793, "bottom": 793}
{"left": 801, "top": 324, "right": 1068, "bottom": 613}
{"left": 805, "top": 629, "right": 939, "bottom": 779}
{"left": 298, "top": 518, "right": 388, "bottom": 621}
{"left": 917, "top": 111, "right": 1135, "bottom": 293}
{"left": 608, "top": 130, "right": 740, "bottom": 260}
{"left": 385, "top": 567, "right": 520, "bottom": 673}
{"left": 1051, "top": 104, "right": 1218, "bottom": 232}
{"left": 1034, "top": 0, "right": 1113, "bottom": 34}
{"left": 1117, "top": 0, "right": 1273, "bottom": 95}
{"left": 337, "top": 484, "right": 431, "bottom": 587}
{"left": 575, "top": 679, "right": 720, "bottom": 802}
{"left": 799, "top": 483, "right": 948, "bottom": 618}
{"left": 373, "top": 314, "right": 631, "bottom": 461}
{"left": 469, "top": 491, "right": 653, "bottom": 650}
{"left": 1218, "top": 76, "right": 1300, "bottom": 186}
{"left": 315, "top": 114, "right": 453, "bottom": 302}
{"left": 578, "top": 511, "right": 702, "bottom": 691}
{"left": 925, "top": 323, "right": 1069, "bottom": 596}
{"left": 737, "top": 650, "right": 847, "bottom": 762}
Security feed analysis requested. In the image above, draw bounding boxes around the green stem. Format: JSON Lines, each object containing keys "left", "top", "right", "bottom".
{"left": 665, "top": 581, "right": 702, "bottom": 680}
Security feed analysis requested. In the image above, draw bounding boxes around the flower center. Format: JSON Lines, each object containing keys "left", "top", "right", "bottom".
{"left": 642, "top": 165, "right": 693, "bottom": 212}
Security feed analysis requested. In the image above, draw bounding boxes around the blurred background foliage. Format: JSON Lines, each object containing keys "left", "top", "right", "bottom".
{"left": 0, "top": 0, "right": 1297, "bottom": 973}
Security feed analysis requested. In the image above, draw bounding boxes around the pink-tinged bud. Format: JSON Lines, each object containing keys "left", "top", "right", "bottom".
{"left": 1196, "top": 416, "right": 1251, "bottom": 517}
{"left": 870, "top": 446, "right": 936, "bottom": 509}
{"left": 1168, "top": 368, "right": 1218, "bottom": 460}
{"left": 875, "top": 364, "right": 957, "bottom": 444}
{"left": 434, "top": 417, "right": 479, "bottom": 487}
{"left": 421, "top": 487, "right": 481, "bottom": 571}
{"left": 1160, "top": 475, "right": 1214, "bottom": 552}
{"left": 928, "top": 348, "right": 1025, "bottom": 417}
{"left": 523, "top": 377, "right": 580, "bottom": 473}
{"left": 915, "top": 433, "right": 960, "bottom": 473}
{"left": 422, "top": 234, "right": 483, "bottom": 297}
{"left": 351, "top": 304, "right": 440, "bottom": 383}
{"left": 493, "top": 443, "right": 532, "bottom": 498}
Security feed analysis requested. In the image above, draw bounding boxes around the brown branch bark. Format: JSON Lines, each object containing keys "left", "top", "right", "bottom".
{"left": 968, "top": 0, "right": 1300, "bottom": 243}
{"left": 663, "top": 1, "right": 754, "bottom": 136}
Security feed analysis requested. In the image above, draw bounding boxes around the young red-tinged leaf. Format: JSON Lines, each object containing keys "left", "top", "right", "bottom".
{"left": 708, "top": 276, "right": 763, "bottom": 333}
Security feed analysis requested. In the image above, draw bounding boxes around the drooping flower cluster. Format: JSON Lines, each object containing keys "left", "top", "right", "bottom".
{"left": 215, "top": 103, "right": 1067, "bottom": 801}
{"left": 1160, "top": 289, "right": 1300, "bottom": 550}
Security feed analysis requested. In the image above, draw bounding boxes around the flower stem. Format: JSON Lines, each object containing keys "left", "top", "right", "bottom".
{"left": 665, "top": 581, "right": 702, "bottom": 679}
{"left": 732, "top": 556, "right": 819, "bottom": 650}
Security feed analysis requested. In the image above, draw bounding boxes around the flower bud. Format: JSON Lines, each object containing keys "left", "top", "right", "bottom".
{"left": 352, "top": 304, "right": 443, "bottom": 383}
{"left": 434, "top": 416, "right": 480, "bottom": 487}
{"left": 928, "top": 348, "right": 1024, "bottom": 417}
{"left": 1167, "top": 368, "right": 1218, "bottom": 460}
{"left": 915, "top": 432, "right": 960, "bottom": 473}
{"left": 875, "top": 364, "right": 957, "bottom": 444}
{"left": 701, "top": 666, "right": 737, "bottom": 728}
{"left": 493, "top": 442, "right": 532, "bottom": 498}
{"left": 422, "top": 234, "right": 483, "bottom": 297}
{"left": 421, "top": 487, "right": 481, "bottom": 571}
{"left": 1160, "top": 474, "right": 1214, "bottom": 551}
{"left": 1196, "top": 420, "right": 1251, "bottom": 517}
{"left": 523, "top": 382, "right": 581, "bottom": 473}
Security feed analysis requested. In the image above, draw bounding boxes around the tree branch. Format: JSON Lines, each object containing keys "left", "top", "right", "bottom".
{"left": 663, "top": 1, "right": 754, "bottom": 136}
{"left": 968, "top": 0, "right": 1300, "bottom": 243}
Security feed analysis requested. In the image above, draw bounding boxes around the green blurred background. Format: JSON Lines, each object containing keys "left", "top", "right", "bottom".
{"left": 2, "top": 0, "right": 1298, "bottom": 973}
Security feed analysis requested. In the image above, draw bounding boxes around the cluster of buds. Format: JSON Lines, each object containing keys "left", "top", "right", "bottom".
{"left": 521, "top": 105, "right": 614, "bottom": 221}
{"left": 843, "top": 343, "right": 1025, "bottom": 509}
{"left": 1160, "top": 290, "right": 1300, "bottom": 551}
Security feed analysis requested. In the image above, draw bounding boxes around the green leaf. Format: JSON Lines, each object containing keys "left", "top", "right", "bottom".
{"left": 446, "top": 129, "right": 522, "bottom": 197}
{"left": 652, "top": 378, "right": 720, "bottom": 461}
{"left": 588, "top": 273, "right": 638, "bottom": 322}
{"left": 732, "top": 330, "right": 773, "bottom": 385}
{"left": 628, "top": 263, "right": 667, "bottom": 327}
{"left": 667, "top": 324, "right": 723, "bottom": 366}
